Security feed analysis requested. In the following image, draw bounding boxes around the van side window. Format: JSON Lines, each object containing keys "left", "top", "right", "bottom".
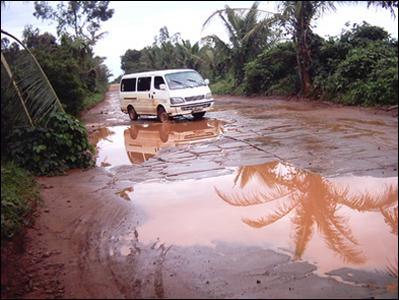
{"left": 121, "top": 78, "right": 136, "bottom": 92}
{"left": 137, "top": 77, "right": 151, "bottom": 91}
{"left": 154, "top": 76, "right": 165, "bottom": 89}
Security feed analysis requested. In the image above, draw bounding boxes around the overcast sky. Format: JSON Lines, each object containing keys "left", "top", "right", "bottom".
{"left": 2, "top": 1, "right": 398, "bottom": 80}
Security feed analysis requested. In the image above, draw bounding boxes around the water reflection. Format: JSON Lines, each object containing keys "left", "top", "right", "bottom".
{"left": 215, "top": 161, "right": 398, "bottom": 267}
{"left": 90, "top": 127, "right": 115, "bottom": 145}
{"left": 124, "top": 119, "right": 224, "bottom": 164}
{"left": 91, "top": 119, "right": 224, "bottom": 167}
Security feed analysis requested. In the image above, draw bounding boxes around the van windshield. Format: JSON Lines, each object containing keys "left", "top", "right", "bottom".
{"left": 165, "top": 71, "right": 206, "bottom": 90}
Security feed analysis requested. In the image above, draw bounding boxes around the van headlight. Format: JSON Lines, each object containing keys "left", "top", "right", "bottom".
{"left": 205, "top": 93, "right": 212, "bottom": 99}
{"left": 170, "top": 97, "right": 185, "bottom": 104}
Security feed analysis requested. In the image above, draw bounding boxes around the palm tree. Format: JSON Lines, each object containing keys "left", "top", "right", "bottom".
{"left": 203, "top": 1, "right": 276, "bottom": 86}
{"left": 215, "top": 161, "right": 398, "bottom": 264}
{"left": 175, "top": 40, "right": 206, "bottom": 70}
{"left": 1, "top": 29, "right": 64, "bottom": 127}
{"left": 276, "top": 1, "right": 337, "bottom": 97}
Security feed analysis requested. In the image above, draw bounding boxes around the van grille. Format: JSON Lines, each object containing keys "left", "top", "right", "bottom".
{"left": 185, "top": 95, "right": 205, "bottom": 102}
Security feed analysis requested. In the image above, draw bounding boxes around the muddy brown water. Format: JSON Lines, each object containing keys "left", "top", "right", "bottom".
{"left": 4, "top": 86, "right": 397, "bottom": 299}
{"left": 92, "top": 121, "right": 397, "bottom": 278}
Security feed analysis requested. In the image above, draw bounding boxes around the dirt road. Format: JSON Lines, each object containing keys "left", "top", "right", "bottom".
{"left": 3, "top": 85, "right": 397, "bottom": 298}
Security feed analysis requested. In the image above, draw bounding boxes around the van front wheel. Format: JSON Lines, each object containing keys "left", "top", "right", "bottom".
{"left": 128, "top": 106, "right": 138, "bottom": 121}
{"left": 192, "top": 112, "right": 206, "bottom": 120}
{"left": 157, "top": 107, "right": 169, "bottom": 123}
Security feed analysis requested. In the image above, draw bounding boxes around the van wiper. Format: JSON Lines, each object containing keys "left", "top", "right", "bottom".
{"left": 187, "top": 78, "right": 203, "bottom": 87}
{"left": 171, "top": 79, "right": 187, "bottom": 87}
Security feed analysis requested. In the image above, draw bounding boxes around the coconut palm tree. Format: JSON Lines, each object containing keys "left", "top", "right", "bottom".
{"left": 202, "top": 1, "right": 276, "bottom": 86}
{"left": 275, "top": 1, "right": 337, "bottom": 97}
{"left": 215, "top": 161, "right": 398, "bottom": 264}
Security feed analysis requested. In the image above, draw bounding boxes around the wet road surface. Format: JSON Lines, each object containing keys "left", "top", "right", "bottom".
{"left": 17, "top": 85, "right": 397, "bottom": 298}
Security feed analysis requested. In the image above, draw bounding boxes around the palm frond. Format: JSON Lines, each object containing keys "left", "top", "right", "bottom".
{"left": 380, "top": 206, "right": 398, "bottom": 235}
{"left": 242, "top": 198, "right": 299, "bottom": 228}
{"left": 338, "top": 184, "right": 398, "bottom": 212}
{"left": 1, "top": 29, "right": 63, "bottom": 127}
{"left": 201, "top": 35, "right": 231, "bottom": 53}
{"left": 292, "top": 204, "right": 314, "bottom": 259}
{"left": 386, "top": 257, "right": 398, "bottom": 278}
{"left": 317, "top": 213, "right": 365, "bottom": 264}
{"left": 241, "top": 17, "right": 275, "bottom": 44}
{"left": 215, "top": 186, "right": 288, "bottom": 207}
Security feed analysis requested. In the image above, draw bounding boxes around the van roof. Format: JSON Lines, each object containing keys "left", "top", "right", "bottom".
{"left": 121, "top": 69, "right": 196, "bottom": 79}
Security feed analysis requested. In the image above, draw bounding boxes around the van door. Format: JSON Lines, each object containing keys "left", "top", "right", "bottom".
{"left": 136, "top": 76, "right": 152, "bottom": 114}
{"left": 152, "top": 76, "right": 169, "bottom": 113}
{"left": 121, "top": 78, "right": 138, "bottom": 111}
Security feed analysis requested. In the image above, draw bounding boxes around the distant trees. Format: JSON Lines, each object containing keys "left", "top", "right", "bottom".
{"left": 33, "top": 1, "right": 114, "bottom": 44}
{"left": 119, "top": 1, "right": 397, "bottom": 105}
{"left": 120, "top": 26, "right": 211, "bottom": 77}
{"left": 20, "top": 1, "right": 114, "bottom": 114}
{"left": 1, "top": 0, "right": 114, "bottom": 169}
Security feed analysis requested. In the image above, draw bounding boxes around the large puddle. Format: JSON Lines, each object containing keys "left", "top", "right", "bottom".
{"left": 90, "top": 118, "right": 224, "bottom": 167}
{"left": 121, "top": 161, "right": 397, "bottom": 277}
{"left": 90, "top": 119, "right": 397, "bottom": 278}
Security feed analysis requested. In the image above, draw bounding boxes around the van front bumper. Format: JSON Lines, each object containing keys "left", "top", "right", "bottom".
{"left": 168, "top": 100, "right": 214, "bottom": 116}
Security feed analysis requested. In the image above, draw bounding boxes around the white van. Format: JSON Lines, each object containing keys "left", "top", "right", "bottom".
{"left": 119, "top": 69, "right": 214, "bottom": 122}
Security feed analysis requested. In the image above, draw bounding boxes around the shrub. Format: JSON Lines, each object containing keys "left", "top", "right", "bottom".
{"left": 243, "top": 42, "right": 300, "bottom": 96}
{"left": 1, "top": 162, "right": 40, "bottom": 240}
{"left": 210, "top": 77, "right": 235, "bottom": 95}
{"left": 320, "top": 41, "right": 398, "bottom": 105}
{"left": 8, "top": 112, "right": 95, "bottom": 176}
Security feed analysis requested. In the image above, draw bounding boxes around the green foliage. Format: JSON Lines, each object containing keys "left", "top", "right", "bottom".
{"left": 243, "top": 42, "right": 300, "bottom": 96}
{"left": 1, "top": 162, "right": 40, "bottom": 240}
{"left": 120, "top": 27, "right": 214, "bottom": 84}
{"left": 203, "top": 2, "right": 278, "bottom": 86}
{"left": 210, "top": 77, "right": 235, "bottom": 95}
{"left": 82, "top": 90, "right": 106, "bottom": 111}
{"left": 313, "top": 23, "right": 398, "bottom": 106}
{"left": 19, "top": 27, "right": 110, "bottom": 115}
{"left": 7, "top": 112, "right": 95, "bottom": 176}
{"left": 33, "top": 1, "right": 114, "bottom": 44}
{"left": 1, "top": 31, "right": 63, "bottom": 127}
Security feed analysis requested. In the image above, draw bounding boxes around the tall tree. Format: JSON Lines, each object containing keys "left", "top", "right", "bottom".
{"left": 203, "top": 1, "right": 277, "bottom": 86}
{"left": 276, "top": 1, "right": 336, "bottom": 97}
{"left": 367, "top": 1, "right": 398, "bottom": 18}
{"left": 33, "top": 1, "right": 114, "bottom": 45}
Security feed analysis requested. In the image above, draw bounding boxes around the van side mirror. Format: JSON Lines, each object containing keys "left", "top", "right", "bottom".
{"left": 159, "top": 84, "right": 166, "bottom": 90}
{"left": 204, "top": 79, "right": 210, "bottom": 85}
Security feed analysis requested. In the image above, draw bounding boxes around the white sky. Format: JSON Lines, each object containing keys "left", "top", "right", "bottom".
{"left": 2, "top": 1, "right": 398, "bottom": 80}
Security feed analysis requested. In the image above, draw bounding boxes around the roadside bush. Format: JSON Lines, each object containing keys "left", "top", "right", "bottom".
{"left": 313, "top": 23, "right": 398, "bottom": 105}
{"left": 21, "top": 28, "right": 110, "bottom": 116}
{"left": 317, "top": 41, "right": 398, "bottom": 105}
{"left": 1, "top": 162, "right": 40, "bottom": 240}
{"left": 243, "top": 42, "right": 300, "bottom": 96}
{"left": 210, "top": 77, "right": 236, "bottom": 94}
{"left": 8, "top": 112, "right": 95, "bottom": 176}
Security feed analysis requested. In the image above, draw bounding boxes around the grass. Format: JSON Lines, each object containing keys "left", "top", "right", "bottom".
{"left": 82, "top": 89, "right": 107, "bottom": 111}
{"left": 210, "top": 78, "right": 235, "bottom": 95}
{"left": 1, "top": 162, "right": 40, "bottom": 241}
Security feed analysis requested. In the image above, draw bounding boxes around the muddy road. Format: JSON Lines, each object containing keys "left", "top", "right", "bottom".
{"left": 5, "top": 84, "right": 398, "bottom": 298}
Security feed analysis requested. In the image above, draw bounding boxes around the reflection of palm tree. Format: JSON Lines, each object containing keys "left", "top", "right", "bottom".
{"left": 380, "top": 205, "right": 398, "bottom": 278}
{"left": 215, "top": 161, "right": 398, "bottom": 264}
{"left": 90, "top": 127, "right": 114, "bottom": 145}
{"left": 380, "top": 205, "right": 398, "bottom": 236}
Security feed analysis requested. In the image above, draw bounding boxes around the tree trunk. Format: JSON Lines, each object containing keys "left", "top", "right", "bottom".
{"left": 295, "top": 4, "right": 313, "bottom": 97}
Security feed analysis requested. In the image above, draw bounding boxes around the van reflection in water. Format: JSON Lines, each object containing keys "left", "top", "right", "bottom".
{"left": 124, "top": 119, "right": 223, "bottom": 164}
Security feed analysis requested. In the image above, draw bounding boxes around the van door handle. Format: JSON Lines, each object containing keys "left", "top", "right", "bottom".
{"left": 148, "top": 93, "right": 151, "bottom": 98}
{"left": 151, "top": 95, "right": 154, "bottom": 99}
